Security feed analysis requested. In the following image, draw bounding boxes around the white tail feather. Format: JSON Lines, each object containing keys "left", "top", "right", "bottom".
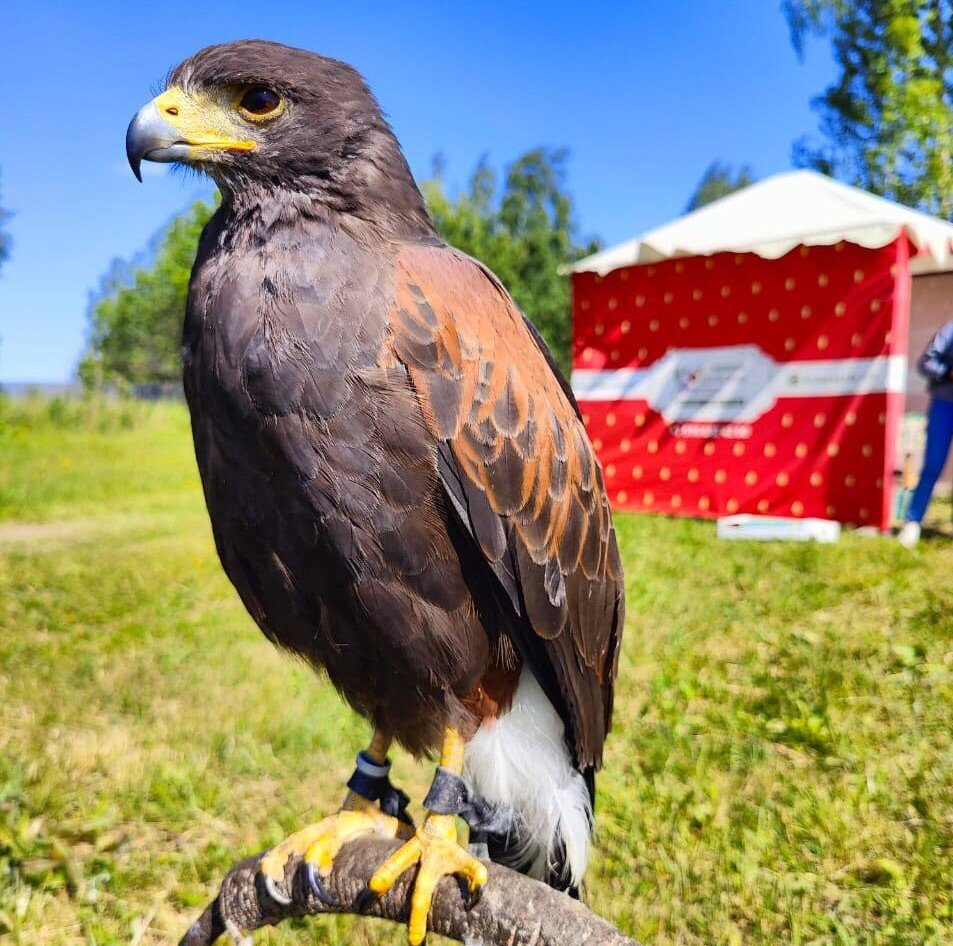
{"left": 463, "top": 670, "right": 592, "bottom": 886}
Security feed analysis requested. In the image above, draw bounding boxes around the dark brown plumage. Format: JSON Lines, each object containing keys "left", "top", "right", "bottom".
{"left": 131, "top": 39, "right": 624, "bottom": 900}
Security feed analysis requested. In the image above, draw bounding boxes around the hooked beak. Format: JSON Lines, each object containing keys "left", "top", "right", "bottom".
{"left": 126, "top": 88, "right": 256, "bottom": 182}
{"left": 125, "top": 101, "right": 184, "bottom": 182}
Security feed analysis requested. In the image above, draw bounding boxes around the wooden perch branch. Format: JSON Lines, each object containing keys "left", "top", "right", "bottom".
{"left": 179, "top": 836, "right": 639, "bottom": 946}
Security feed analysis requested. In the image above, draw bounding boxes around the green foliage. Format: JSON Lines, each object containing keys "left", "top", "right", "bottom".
{"left": 785, "top": 0, "right": 953, "bottom": 217}
{"left": 83, "top": 148, "right": 593, "bottom": 386}
{"left": 0, "top": 393, "right": 150, "bottom": 438}
{"left": 685, "top": 161, "right": 756, "bottom": 212}
{"left": 1, "top": 403, "right": 951, "bottom": 943}
{"left": 424, "top": 148, "right": 598, "bottom": 372}
{"left": 79, "top": 200, "right": 215, "bottom": 387}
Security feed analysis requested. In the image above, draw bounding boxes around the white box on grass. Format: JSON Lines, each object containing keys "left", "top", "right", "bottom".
{"left": 716, "top": 514, "right": 841, "bottom": 543}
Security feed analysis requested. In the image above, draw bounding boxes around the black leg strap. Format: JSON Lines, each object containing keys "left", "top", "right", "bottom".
{"left": 423, "top": 766, "right": 518, "bottom": 835}
{"left": 346, "top": 751, "right": 414, "bottom": 827}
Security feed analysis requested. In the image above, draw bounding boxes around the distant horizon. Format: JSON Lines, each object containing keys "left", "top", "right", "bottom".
{"left": 1, "top": 380, "right": 86, "bottom": 393}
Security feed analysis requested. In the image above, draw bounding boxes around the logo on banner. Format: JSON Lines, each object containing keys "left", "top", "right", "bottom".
{"left": 650, "top": 345, "right": 775, "bottom": 425}
{"left": 572, "top": 344, "right": 904, "bottom": 439}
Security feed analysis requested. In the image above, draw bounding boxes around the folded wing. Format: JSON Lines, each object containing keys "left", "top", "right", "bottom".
{"left": 388, "top": 243, "right": 624, "bottom": 769}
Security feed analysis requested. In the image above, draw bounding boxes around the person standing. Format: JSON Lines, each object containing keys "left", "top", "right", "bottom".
{"left": 899, "top": 319, "right": 953, "bottom": 547}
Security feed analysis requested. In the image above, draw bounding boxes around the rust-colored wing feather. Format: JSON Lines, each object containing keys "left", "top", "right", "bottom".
{"left": 389, "top": 243, "right": 625, "bottom": 769}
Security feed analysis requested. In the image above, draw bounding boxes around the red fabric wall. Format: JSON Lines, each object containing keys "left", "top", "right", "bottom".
{"left": 572, "top": 238, "right": 911, "bottom": 530}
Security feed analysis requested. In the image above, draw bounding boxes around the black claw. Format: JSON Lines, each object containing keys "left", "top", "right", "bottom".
{"left": 353, "top": 885, "right": 380, "bottom": 913}
{"left": 259, "top": 871, "right": 293, "bottom": 907}
{"left": 466, "top": 881, "right": 484, "bottom": 911}
{"left": 304, "top": 862, "right": 339, "bottom": 907}
{"left": 456, "top": 875, "right": 484, "bottom": 911}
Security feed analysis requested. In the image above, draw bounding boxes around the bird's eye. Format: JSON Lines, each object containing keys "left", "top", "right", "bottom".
{"left": 239, "top": 86, "right": 281, "bottom": 117}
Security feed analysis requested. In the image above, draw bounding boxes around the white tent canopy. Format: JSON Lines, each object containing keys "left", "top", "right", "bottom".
{"left": 572, "top": 169, "right": 953, "bottom": 276}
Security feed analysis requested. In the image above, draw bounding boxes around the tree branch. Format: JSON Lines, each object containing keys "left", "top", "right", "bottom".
{"left": 178, "top": 836, "right": 639, "bottom": 946}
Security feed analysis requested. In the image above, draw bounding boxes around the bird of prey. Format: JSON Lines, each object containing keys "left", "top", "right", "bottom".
{"left": 126, "top": 40, "right": 624, "bottom": 944}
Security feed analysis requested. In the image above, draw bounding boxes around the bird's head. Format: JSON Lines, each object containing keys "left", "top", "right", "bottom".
{"left": 127, "top": 40, "right": 430, "bottom": 229}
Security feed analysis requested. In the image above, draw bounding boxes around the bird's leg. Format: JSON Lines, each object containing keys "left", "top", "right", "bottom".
{"left": 259, "top": 728, "right": 414, "bottom": 905}
{"left": 367, "top": 726, "right": 489, "bottom": 945}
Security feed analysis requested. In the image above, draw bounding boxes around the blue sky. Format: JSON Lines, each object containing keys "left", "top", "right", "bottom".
{"left": 0, "top": 0, "right": 836, "bottom": 383}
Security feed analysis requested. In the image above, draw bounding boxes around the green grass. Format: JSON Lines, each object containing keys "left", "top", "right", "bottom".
{"left": 1, "top": 399, "right": 950, "bottom": 945}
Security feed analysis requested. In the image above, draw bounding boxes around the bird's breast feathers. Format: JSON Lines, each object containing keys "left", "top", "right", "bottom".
{"left": 185, "top": 236, "right": 395, "bottom": 422}
{"left": 184, "top": 231, "right": 623, "bottom": 769}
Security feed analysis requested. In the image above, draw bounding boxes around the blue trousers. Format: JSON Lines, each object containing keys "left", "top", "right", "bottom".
{"left": 908, "top": 397, "right": 953, "bottom": 523}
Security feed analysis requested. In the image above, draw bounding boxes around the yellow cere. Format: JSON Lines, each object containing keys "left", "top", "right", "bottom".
{"left": 152, "top": 87, "right": 257, "bottom": 153}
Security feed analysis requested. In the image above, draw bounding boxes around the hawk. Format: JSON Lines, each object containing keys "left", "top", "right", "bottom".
{"left": 126, "top": 39, "right": 624, "bottom": 944}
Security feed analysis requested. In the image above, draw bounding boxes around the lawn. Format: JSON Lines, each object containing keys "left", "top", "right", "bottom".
{"left": 1, "top": 397, "right": 950, "bottom": 946}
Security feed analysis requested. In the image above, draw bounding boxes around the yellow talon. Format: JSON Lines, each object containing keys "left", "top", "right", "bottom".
{"left": 260, "top": 729, "right": 411, "bottom": 899}
{"left": 368, "top": 835, "right": 422, "bottom": 894}
{"left": 262, "top": 726, "right": 488, "bottom": 944}
{"left": 260, "top": 802, "right": 402, "bottom": 885}
{"left": 368, "top": 812, "right": 488, "bottom": 946}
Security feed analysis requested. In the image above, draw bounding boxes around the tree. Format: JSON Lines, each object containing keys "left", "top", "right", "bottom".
{"left": 79, "top": 200, "right": 215, "bottom": 387}
{"left": 785, "top": 0, "right": 953, "bottom": 217}
{"left": 685, "top": 162, "right": 755, "bottom": 211}
{"left": 83, "top": 149, "right": 595, "bottom": 386}
{"left": 0, "top": 170, "right": 11, "bottom": 271}
{"left": 424, "top": 148, "right": 598, "bottom": 372}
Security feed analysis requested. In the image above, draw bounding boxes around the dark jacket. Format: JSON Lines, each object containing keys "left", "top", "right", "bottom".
{"left": 917, "top": 319, "right": 953, "bottom": 402}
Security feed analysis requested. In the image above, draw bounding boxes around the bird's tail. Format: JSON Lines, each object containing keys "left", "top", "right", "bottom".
{"left": 462, "top": 670, "right": 593, "bottom": 895}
